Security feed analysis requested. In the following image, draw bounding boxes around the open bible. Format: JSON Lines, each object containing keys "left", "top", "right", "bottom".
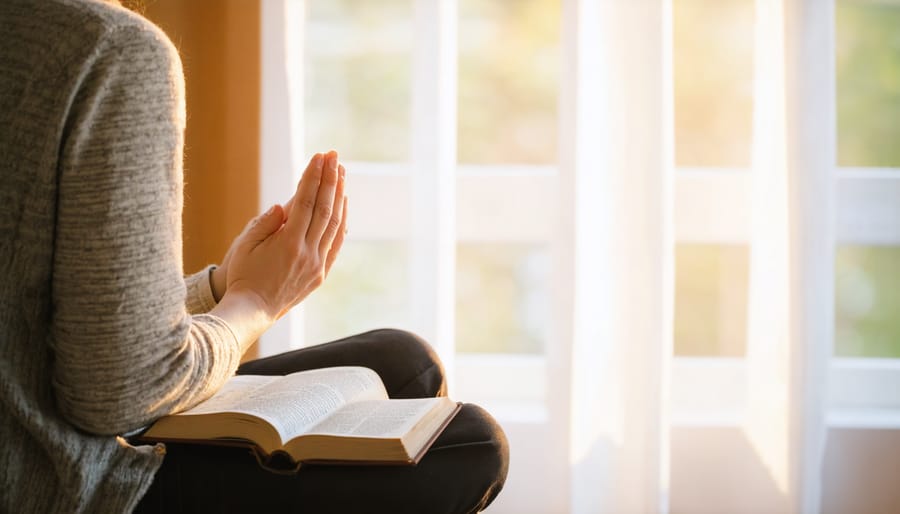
{"left": 139, "top": 366, "right": 459, "bottom": 467}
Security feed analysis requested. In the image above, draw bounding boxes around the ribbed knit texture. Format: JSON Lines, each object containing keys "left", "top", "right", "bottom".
{"left": 0, "top": 0, "right": 243, "bottom": 511}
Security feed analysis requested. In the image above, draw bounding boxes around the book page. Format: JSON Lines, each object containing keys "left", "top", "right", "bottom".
{"left": 181, "top": 367, "right": 389, "bottom": 442}
{"left": 306, "top": 398, "right": 442, "bottom": 438}
{"left": 201, "top": 366, "right": 388, "bottom": 441}
{"left": 181, "top": 375, "right": 280, "bottom": 415}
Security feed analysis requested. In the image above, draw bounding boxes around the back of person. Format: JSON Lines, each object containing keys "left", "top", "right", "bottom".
{"left": 1, "top": 0, "right": 174, "bottom": 511}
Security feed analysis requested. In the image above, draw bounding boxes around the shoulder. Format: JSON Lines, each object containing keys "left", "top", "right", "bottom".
{"left": 5, "top": 0, "right": 180, "bottom": 77}
{"left": 31, "top": 1, "right": 189, "bottom": 169}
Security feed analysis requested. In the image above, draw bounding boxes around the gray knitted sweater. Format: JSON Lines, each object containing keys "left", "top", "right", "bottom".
{"left": 1, "top": 0, "right": 244, "bottom": 511}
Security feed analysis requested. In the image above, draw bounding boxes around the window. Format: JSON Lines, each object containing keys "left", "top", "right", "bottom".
{"left": 834, "top": 0, "right": 900, "bottom": 360}
{"left": 673, "top": 0, "right": 754, "bottom": 359}
{"left": 671, "top": 0, "right": 757, "bottom": 425}
{"left": 458, "top": 0, "right": 559, "bottom": 165}
{"left": 670, "top": 0, "right": 900, "bottom": 429}
{"left": 262, "top": 0, "right": 562, "bottom": 415}
{"left": 826, "top": 0, "right": 900, "bottom": 428}
{"left": 259, "top": 0, "right": 900, "bottom": 510}
{"left": 300, "top": 1, "right": 413, "bottom": 346}
{"left": 262, "top": 0, "right": 900, "bottom": 430}
{"left": 304, "top": 0, "right": 412, "bottom": 163}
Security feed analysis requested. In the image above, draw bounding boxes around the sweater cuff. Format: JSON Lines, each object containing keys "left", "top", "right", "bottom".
{"left": 184, "top": 265, "right": 219, "bottom": 315}
{"left": 192, "top": 312, "right": 242, "bottom": 384}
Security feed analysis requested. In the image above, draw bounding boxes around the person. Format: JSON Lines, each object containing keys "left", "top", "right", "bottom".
{"left": 0, "top": 0, "right": 508, "bottom": 512}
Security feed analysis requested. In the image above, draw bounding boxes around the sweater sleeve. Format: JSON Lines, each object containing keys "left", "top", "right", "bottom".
{"left": 184, "top": 265, "right": 220, "bottom": 314}
{"left": 50, "top": 22, "right": 242, "bottom": 435}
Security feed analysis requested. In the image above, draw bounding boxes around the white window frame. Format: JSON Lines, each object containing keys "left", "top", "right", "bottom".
{"left": 670, "top": 165, "right": 900, "bottom": 429}
{"left": 259, "top": 0, "right": 900, "bottom": 432}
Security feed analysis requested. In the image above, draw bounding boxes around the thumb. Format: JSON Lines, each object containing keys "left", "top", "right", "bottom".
{"left": 243, "top": 204, "right": 285, "bottom": 244}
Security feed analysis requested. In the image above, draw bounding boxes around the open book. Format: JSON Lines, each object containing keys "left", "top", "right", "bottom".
{"left": 139, "top": 366, "right": 459, "bottom": 466}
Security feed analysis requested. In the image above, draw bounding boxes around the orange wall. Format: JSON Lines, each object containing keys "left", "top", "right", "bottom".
{"left": 142, "top": 0, "right": 260, "bottom": 275}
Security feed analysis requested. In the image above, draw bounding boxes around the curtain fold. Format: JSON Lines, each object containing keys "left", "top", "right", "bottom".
{"left": 563, "top": 1, "right": 673, "bottom": 512}
{"left": 745, "top": 1, "right": 833, "bottom": 512}
{"left": 745, "top": 0, "right": 793, "bottom": 505}
{"left": 564, "top": 1, "right": 832, "bottom": 512}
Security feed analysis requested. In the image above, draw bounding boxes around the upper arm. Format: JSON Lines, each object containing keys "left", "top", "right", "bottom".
{"left": 51, "top": 22, "right": 239, "bottom": 435}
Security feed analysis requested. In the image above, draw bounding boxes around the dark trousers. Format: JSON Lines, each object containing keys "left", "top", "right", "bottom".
{"left": 134, "top": 329, "right": 509, "bottom": 514}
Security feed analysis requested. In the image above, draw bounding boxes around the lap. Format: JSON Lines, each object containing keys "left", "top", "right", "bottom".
{"left": 134, "top": 330, "right": 507, "bottom": 514}
{"left": 135, "top": 404, "right": 507, "bottom": 514}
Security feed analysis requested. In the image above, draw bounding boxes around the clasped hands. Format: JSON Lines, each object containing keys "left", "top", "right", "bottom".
{"left": 210, "top": 151, "right": 347, "bottom": 322}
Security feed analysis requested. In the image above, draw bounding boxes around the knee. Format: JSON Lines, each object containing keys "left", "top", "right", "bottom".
{"left": 473, "top": 406, "right": 509, "bottom": 510}
{"left": 447, "top": 404, "right": 510, "bottom": 513}
{"left": 367, "top": 329, "right": 442, "bottom": 367}
{"left": 366, "top": 328, "right": 447, "bottom": 397}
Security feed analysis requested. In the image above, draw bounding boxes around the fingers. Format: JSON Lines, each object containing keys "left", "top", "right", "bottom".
{"left": 283, "top": 153, "right": 325, "bottom": 238}
{"left": 319, "top": 163, "right": 346, "bottom": 256}
{"left": 304, "top": 151, "right": 340, "bottom": 246}
{"left": 226, "top": 153, "right": 346, "bottom": 324}
{"left": 325, "top": 196, "right": 348, "bottom": 275}
{"left": 243, "top": 204, "right": 285, "bottom": 245}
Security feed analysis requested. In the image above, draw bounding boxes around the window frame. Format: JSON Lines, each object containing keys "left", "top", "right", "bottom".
{"left": 259, "top": 0, "right": 900, "bottom": 430}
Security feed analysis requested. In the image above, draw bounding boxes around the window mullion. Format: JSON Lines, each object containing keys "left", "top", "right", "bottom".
{"left": 409, "top": 0, "right": 457, "bottom": 385}
{"left": 784, "top": 0, "right": 837, "bottom": 510}
{"left": 259, "top": 0, "right": 307, "bottom": 354}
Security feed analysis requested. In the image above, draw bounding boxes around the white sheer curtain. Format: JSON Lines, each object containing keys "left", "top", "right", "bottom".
{"left": 258, "top": 0, "right": 835, "bottom": 512}
{"left": 559, "top": 0, "right": 672, "bottom": 512}
{"left": 561, "top": 0, "right": 832, "bottom": 512}
{"left": 744, "top": 0, "right": 833, "bottom": 513}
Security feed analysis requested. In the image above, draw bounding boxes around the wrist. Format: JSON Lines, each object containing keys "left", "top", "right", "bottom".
{"left": 209, "top": 289, "right": 276, "bottom": 353}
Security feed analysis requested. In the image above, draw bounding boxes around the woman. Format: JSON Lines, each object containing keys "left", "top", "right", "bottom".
{"left": 0, "top": 0, "right": 508, "bottom": 511}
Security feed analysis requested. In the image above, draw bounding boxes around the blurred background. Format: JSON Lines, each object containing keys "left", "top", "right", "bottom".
{"left": 144, "top": 0, "right": 899, "bottom": 512}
